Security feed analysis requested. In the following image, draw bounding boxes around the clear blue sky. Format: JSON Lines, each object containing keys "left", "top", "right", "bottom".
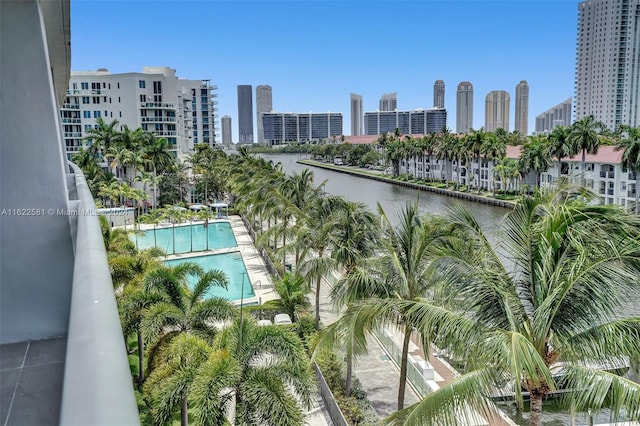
{"left": 71, "top": 0, "right": 579, "bottom": 139}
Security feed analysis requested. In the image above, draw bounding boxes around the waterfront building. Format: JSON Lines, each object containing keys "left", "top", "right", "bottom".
{"left": 433, "top": 80, "right": 445, "bottom": 108}
{"left": 485, "top": 90, "right": 510, "bottom": 132}
{"left": 261, "top": 112, "right": 343, "bottom": 144}
{"left": 574, "top": 0, "right": 640, "bottom": 129}
{"left": 535, "top": 98, "right": 572, "bottom": 134}
{"left": 515, "top": 80, "right": 529, "bottom": 135}
{"left": 60, "top": 68, "right": 218, "bottom": 159}
{"left": 379, "top": 92, "right": 398, "bottom": 111}
{"left": 2, "top": 1, "right": 138, "bottom": 423}
{"left": 256, "top": 85, "right": 272, "bottom": 145}
{"left": 456, "top": 81, "right": 474, "bottom": 133}
{"left": 237, "top": 85, "right": 254, "bottom": 144}
{"left": 350, "top": 93, "right": 363, "bottom": 136}
{"left": 364, "top": 109, "right": 447, "bottom": 135}
{"left": 221, "top": 115, "right": 232, "bottom": 145}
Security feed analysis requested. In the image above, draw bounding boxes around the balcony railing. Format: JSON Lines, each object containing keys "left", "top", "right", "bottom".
{"left": 61, "top": 118, "right": 81, "bottom": 124}
{"left": 141, "top": 116, "right": 177, "bottom": 123}
{"left": 599, "top": 171, "right": 615, "bottom": 179}
{"left": 141, "top": 102, "right": 176, "bottom": 109}
{"left": 66, "top": 89, "right": 102, "bottom": 95}
{"left": 153, "top": 130, "right": 177, "bottom": 136}
{"left": 63, "top": 132, "right": 83, "bottom": 138}
{"left": 60, "top": 164, "right": 139, "bottom": 425}
{"left": 62, "top": 103, "right": 80, "bottom": 109}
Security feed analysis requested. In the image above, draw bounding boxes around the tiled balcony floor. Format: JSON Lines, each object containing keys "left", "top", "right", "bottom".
{"left": 1, "top": 337, "right": 66, "bottom": 426}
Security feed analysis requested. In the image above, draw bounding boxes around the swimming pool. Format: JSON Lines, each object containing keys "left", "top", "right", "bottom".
{"left": 133, "top": 222, "right": 237, "bottom": 254}
{"left": 164, "top": 252, "right": 255, "bottom": 302}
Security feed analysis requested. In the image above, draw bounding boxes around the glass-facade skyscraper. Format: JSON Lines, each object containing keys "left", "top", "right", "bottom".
{"left": 237, "top": 85, "right": 254, "bottom": 144}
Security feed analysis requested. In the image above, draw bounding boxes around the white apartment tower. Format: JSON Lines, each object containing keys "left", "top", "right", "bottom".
{"left": 574, "top": 0, "right": 640, "bottom": 129}
{"left": 515, "top": 80, "right": 529, "bottom": 135}
{"left": 256, "top": 85, "right": 272, "bottom": 145}
{"left": 350, "top": 93, "right": 363, "bottom": 136}
{"left": 221, "top": 115, "right": 232, "bottom": 145}
{"left": 60, "top": 67, "right": 218, "bottom": 160}
{"left": 485, "top": 90, "right": 510, "bottom": 132}
{"left": 456, "top": 81, "right": 474, "bottom": 133}
{"left": 379, "top": 92, "right": 398, "bottom": 111}
{"left": 433, "top": 80, "right": 445, "bottom": 108}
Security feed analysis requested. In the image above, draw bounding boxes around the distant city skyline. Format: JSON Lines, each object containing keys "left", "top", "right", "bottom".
{"left": 70, "top": 1, "right": 579, "bottom": 139}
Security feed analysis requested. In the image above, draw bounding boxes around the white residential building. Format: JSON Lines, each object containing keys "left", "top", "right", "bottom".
{"left": 59, "top": 67, "right": 218, "bottom": 160}
{"left": 399, "top": 145, "right": 637, "bottom": 212}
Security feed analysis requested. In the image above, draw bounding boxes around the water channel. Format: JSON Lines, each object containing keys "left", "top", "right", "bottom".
{"left": 260, "top": 153, "right": 622, "bottom": 426}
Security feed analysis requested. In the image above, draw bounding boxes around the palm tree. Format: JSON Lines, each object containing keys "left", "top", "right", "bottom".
{"left": 216, "top": 318, "right": 315, "bottom": 425}
{"left": 328, "top": 203, "right": 455, "bottom": 410}
{"left": 143, "top": 333, "right": 239, "bottom": 426}
{"left": 464, "top": 128, "right": 486, "bottom": 193}
{"left": 329, "top": 199, "right": 379, "bottom": 395}
{"left": 144, "top": 135, "right": 175, "bottom": 208}
{"left": 569, "top": 115, "right": 603, "bottom": 186}
{"left": 382, "top": 186, "right": 640, "bottom": 426}
{"left": 547, "top": 125, "right": 572, "bottom": 180}
{"left": 291, "top": 194, "right": 342, "bottom": 329}
{"left": 519, "top": 136, "right": 552, "bottom": 189}
{"left": 481, "top": 133, "right": 507, "bottom": 194}
{"left": 616, "top": 125, "right": 640, "bottom": 214}
{"left": 140, "top": 263, "right": 237, "bottom": 372}
{"left": 492, "top": 157, "right": 520, "bottom": 194}
{"left": 263, "top": 273, "right": 309, "bottom": 322}
{"left": 83, "top": 117, "right": 120, "bottom": 157}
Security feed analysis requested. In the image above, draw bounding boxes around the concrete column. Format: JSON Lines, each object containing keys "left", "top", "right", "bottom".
{"left": 1, "top": 0, "right": 75, "bottom": 343}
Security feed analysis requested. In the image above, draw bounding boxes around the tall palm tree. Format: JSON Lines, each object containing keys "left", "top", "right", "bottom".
{"left": 569, "top": 115, "right": 603, "bottom": 186}
{"left": 481, "top": 133, "right": 506, "bottom": 194}
{"left": 83, "top": 117, "right": 120, "bottom": 157}
{"left": 519, "top": 136, "right": 552, "bottom": 189}
{"left": 464, "top": 128, "right": 486, "bottom": 192}
{"left": 140, "top": 263, "right": 237, "bottom": 372}
{"left": 216, "top": 318, "right": 315, "bottom": 425}
{"left": 616, "top": 125, "right": 640, "bottom": 214}
{"left": 547, "top": 125, "right": 572, "bottom": 180}
{"left": 292, "top": 194, "right": 342, "bottom": 329}
{"left": 381, "top": 186, "right": 640, "bottom": 426}
{"left": 143, "top": 333, "right": 239, "bottom": 426}
{"left": 329, "top": 199, "right": 379, "bottom": 395}
{"left": 328, "top": 203, "right": 455, "bottom": 410}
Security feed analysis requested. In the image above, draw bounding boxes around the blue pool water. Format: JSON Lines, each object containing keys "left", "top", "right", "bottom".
{"left": 133, "top": 222, "right": 237, "bottom": 254}
{"left": 164, "top": 253, "right": 255, "bottom": 301}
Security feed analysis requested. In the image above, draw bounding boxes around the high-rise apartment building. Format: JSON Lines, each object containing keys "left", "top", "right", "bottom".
{"left": 515, "top": 80, "right": 529, "bottom": 135}
{"left": 574, "top": 0, "right": 640, "bottom": 129}
{"left": 221, "top": 115, "right": 232, "bottom": 145}
{"left": 535, "top": 98, "right": 572, "bottom": 134}
{"left": 350, "top": 93, "right": 363, "bottom": 136}
{"left": 256, "top": 85, "right": 272, "bottom": 145}
{"left": 433, "top": 80, "right": 445, "bottom": 108}
{"left": 456, "top": 81, "right": 474, "bottom": 133}
{"left": 261, "top": 112, "right": 343, "bottom": 145}
{"left": 364, "top": 108, "right": 447, "bottom": 135}
{"left": 237, "top": 85, "right": 254, "bottom": 144}
{"left": 59, "top": 67, "right": 218, "bottom": 159}
{"left": 485, "top": 90, "right": 510, "bottom": 132}
{"left": 379, "top": 92, "right": 397, "bottom": 111}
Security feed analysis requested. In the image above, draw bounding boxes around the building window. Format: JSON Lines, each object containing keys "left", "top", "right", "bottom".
{"left": 153, "top": 81, "right": 162, "bottom": 94}
{"left": 117, "top": 82, "right": 120, "bottom": 89}
{"left": 93, "top": 111, "right": 101, "bottom": 118}
{"left": 139, "top": 80, "right": 146, "bottom": 89}
{"left": 83, "top": 111, "right": 91, "bottom": 118}
{"left": 93, "top": 97, "right": 100, "bottom": 104}
{"left": 140, "top": 94, "right": 147, "bottom": 103}
{"left": 81, "top": 82, "right": 89, "bottom": 89}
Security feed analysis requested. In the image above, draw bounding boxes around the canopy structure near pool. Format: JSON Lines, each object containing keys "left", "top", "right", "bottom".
{"left": 209, "top": 202, "right": 229, "bottom": 218}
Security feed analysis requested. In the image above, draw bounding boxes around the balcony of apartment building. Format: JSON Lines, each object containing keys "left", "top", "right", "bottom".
{"left": 599, "top": 164, "right": 616, "bottom": 179}
{"left": 1, "top": 1, "right": 139, "bottom": 425}
{"left": 140, "top": 102, "right": 176, "bottom": 109}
